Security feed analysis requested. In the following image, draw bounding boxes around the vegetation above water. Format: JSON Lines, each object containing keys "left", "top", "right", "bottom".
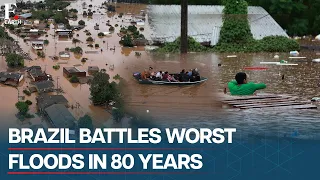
{"left": 147, "top": 0, "right": 320, "bottom": 37}
{"left": 119, "top": 25, "right": 146, "bottom": 47}
{"left": 157, "top": 36, "right": 208, "bottom": 53}
{"left": 5, "top": 53, "right": 24, "bottom": 68}
{"left": 89, "top": 71, "right": 125, "bottom": 121}
{"left": 214, "top": 0, "right": 299, "bottom": 52}
{"left": 157, "top": 0, "right": 299, "bottom": 53}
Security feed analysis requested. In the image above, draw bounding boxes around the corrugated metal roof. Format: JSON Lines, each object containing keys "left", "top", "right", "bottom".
{"left": 45, "top": 104, "right": 76, "bottom": 129}
{"left": 146, "top": 5, "right": 288, "bottom": 46}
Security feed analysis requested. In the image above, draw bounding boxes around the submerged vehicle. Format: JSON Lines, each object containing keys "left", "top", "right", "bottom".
{"left": 133, "top": 72, "right": 208, "bottom": 85}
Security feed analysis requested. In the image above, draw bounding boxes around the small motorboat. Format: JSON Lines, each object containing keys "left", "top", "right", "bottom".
{"left": 312, "top": 59, "right": 320, "bottom": 63}
{"left": 133, "top": 72, "right": 207, "bottom": 85}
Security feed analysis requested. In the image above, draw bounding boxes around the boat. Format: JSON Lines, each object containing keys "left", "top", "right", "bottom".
{"left": 312, "top": 59, "right": 320, "bottom": 63}
{"left": 133, "top": 72, "right": 208, "bottom": 85}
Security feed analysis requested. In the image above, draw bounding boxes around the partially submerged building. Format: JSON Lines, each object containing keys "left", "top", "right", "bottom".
{"left": 27, "top": 66, "right": 51, "bottom": 82}
{"left": 34, "top": 81, "right": 54, "bottom": 93}
{"left": 36, "top": 94, "right": 69, "bottom": 112}
{"left": 146, "top": 5, "right": 288, "bottom": 45}
{"left": 88, "top": 66, "right": 99, "bottom": 74}
{"left": 0, "top": 72, "right": 24, "bottom": 87}
{"left": 63, "top": 67, "right": 86, "bottom": 78}
{"left": 44, "top": 104, "right": 76, "bottom": 129}
{"left": 31, "top": 40, "right": 44, "bottom": 50}
{"left": 59, "top": 51, "right": 70, "bottom": 58}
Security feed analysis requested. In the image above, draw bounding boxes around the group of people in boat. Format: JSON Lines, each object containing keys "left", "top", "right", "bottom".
{"left": 140, "top": 67, "right": 201, "bottom": 82}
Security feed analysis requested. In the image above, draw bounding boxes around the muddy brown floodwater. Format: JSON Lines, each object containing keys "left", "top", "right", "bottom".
{"left": 0, "top": 1, "right": 320, "bottom": 139}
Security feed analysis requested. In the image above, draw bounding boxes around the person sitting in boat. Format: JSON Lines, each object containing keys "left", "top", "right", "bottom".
{"left": 226, "top": 72, "right": 266, "bottom": 95}
{"left": 155, "top": 71, "right": 163, "bottom": 81}
{"left": 162, "top": 71, "right": 169, "bottom": 81}
{"left": 141, "top": 69, "right": 148, "bottom": 80}
{"left": 168, "top": 74, "right": 178, "bottom": 82}
{"left": 148, "top": 67, "right": 155, "bottom": 79}
{"left": 179, "top": 69, "right": 188, "bottom": 82}
{"left": 192, "top": 68, "right": 201, "bottom": 81}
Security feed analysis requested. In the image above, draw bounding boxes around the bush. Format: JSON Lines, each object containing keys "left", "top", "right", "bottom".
{"left": 127, "top": 25, "right": 137, "bottom": 33}
{"left": 53, "top": 64, "right": 60, "bottom": 70}
{"left": 95, "top": 44, "right": 99, "bottom": 48}
{"left": 78, "top": 20, "right": 85, "bottom": 26}
{"left": 83, "top": 11, "right": 87, "bottom": 16}
{"left": 98, "top": 32, "right": 104, "bottom": 37}
{"left": 23, "top": 90, "right": 31, "bottom": 96}
{"left": 37, "top": 51, "right": 45, "bottom": 58}
{"left": 109, "top": 26, "right": 115, "bottom": 31}
{"left": 70, "top": 46, "right": 83, "bottom": 54}
{"left": 70, "top": 75, "right": 79, "bottom": 83}
{"left": 157, "top": 36, "right": 207, "bottom": 53}
{"left": 107, "top": 5, "right": 116, "bottom": 12}
{"left": 25, "top": 100, "right": 32, "bottom": 105}
{"left": 86, "top": 37, "right": 93, "bottom": 41}
{"left": 15, "top": 102, "right": 29, "bottom": 115}
{"left": 44, "top": 40, "right": 49, "bottom": 45}
{"left": 115, "top": 24, "right": 118, "bottom": 27}
{"left": 88, "top": 44, "right": 93, "bottom": 47}
{"left": 65, "top": 47, "right": 70, "bottom": 51}
{"left": 88, "top": 12, "right": 93, "bottom": 16}
{"left": 120, "top": 35, "right": 133, "bottom": 47}
{"left": 139, "top": 27, "right": 144, "bottom": 31}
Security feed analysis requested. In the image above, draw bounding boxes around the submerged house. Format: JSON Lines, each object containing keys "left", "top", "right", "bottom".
{"left": 63, "top": 67, "right": 86, "bottom": 78}
{"left": 88, "top": 66, "right": 99, "bottom": 74}
{"left": 31, "top": 40, "right": 44, "bottom": 50}
{"left": 36, "top": 94, "right": 69, "bottom": 112}
{"left": 27, "top": 66, "right": 51, "bottom": 82}
{"left": 147, "top": 5, "right": 288, "bottom": 45}
{"left": 44, "top": 104, "right": 76, "bottom": 129}
{"left": 34, "top": 81, "right": 54, "bottom": 93}
{"left": 59, "top": 51, "right": 70, "bottom": 58}
{"left": 0, "top": 72, "right": 24, "bottom": 87}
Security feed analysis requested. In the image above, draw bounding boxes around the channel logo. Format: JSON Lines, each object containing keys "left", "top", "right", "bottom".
{"left": 0, "top": 3, "right": 22, "bottom": 25}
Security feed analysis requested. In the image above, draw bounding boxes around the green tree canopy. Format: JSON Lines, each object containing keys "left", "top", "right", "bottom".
{"left": 15, "top": 102, "right": 29, "bottom": 115}
{"left": 5, "top": 53, "right": 24, "bottom": 68}
{"left": 89, "top": 71, "right": 121, "bottom": 106}
{"left": 78, "top": 20, "right": 85, "bottom": 26}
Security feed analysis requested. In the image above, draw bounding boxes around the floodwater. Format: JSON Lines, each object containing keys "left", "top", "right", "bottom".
{"left": 0, "top": 0, "right": 320, "bottom": 139}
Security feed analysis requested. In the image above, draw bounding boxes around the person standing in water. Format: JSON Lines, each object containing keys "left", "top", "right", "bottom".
{"left": 225, "top": 72, "right": 266, "bottom": 95}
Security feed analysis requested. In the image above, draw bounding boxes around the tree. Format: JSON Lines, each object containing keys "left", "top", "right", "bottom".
{"left": 98, "top": 32, "right": 105, "bottom": 37}
{"left": 86, "top": 37, "right": 93, "bottom": 42}
{"left": 78, "top": 115, "right": 93, "bottom": 129}
{"left": 72, "top": 38, "right": 81, "bottom": 46}
{"left": 70, "top": 46, "right": 83, "bottom": 54}
{"left": 89, "top": 71, "right": 121, "bottom": 106}
{"left": 5, "top": 53, "right": 24, "bottom": 68}
{"left": 78, "top": 20, "right": 85, "bottom": 26}
{"left": 112, "top": 107, "right": 125, "bottom": 122}
{"left": 15, "top": 102, "right": 29, "bottom": 115}
{"left": 120, "top": 35, "right": 133, "bottom": 47}
{"left": 44, "top": 40, "right": 49, "bottom": 45}
{"left": 69, "top": 75, "right": 79, "bottom": 83}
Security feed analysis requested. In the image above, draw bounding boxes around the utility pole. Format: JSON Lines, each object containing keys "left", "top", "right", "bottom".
{"left": 56, "top": 76, "right": 60, "bottom": 94}
{"left": 180, "top": 0, "right": 188, "bottom": 54}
